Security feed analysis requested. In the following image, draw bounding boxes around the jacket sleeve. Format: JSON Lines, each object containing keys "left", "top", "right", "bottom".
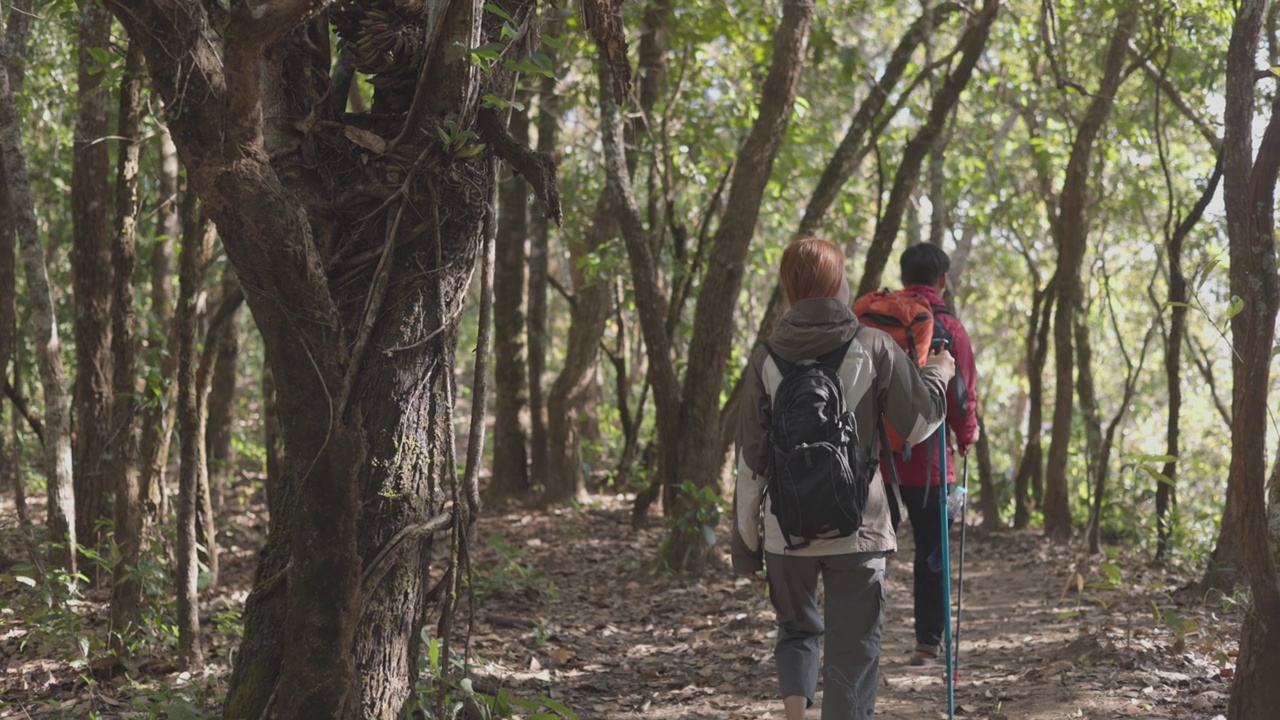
{"left": 944, "top": 317, "right": 980, "bottom": 446}
{"left": 731, "top": 347, "right": 769, "bottom": 575}
{"left": 875, "top": 334, "right": 948, "bottom": 447}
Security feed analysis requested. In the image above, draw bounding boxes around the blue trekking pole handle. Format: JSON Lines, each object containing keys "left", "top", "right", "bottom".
{"left": 939, "top": 422, "right": 954, "bottom": 720}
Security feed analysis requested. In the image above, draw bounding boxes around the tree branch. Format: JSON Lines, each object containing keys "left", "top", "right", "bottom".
{"left": 3, "top": 379, "right": 43, "bottom": 443}
{"left": 477, "top": 108, "right": 562, "bottom": 225}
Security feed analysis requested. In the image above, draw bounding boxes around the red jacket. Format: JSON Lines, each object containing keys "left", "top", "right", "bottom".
{"left": 878, "top": 284, "right": 979, "bottom": 487}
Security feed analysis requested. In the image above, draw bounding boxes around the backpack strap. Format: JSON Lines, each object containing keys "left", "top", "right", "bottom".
{"left": 878, "top": 419, "right": 906, "bottom": 531}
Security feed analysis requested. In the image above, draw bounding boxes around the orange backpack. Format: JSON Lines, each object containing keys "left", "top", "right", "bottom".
{"left": 853, "top": 289, "right": 951, "bottom": 451}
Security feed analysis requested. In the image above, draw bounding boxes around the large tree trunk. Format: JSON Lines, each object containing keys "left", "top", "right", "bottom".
{"left": 111, "top": 1, "right": 550, "bottom": 716}
{"left": 71, "top": 0, "right": 116, "bottom": 553}
{"left": 0, "top": 13, "right": 76, "bottom": 574}
{"left": 1041, "top": 6, "right": 1138, "bottom": 541}
{"left": 1221, "top": 3, "right": 1280, "bottom": 714}
{"left": 855, "top": 0, "right": 1000, "bottom": 298}
{"left": 488, "top": 106, "right": 530, "bottom": 503}
{"left": 107, "top": 42, "right": 144, "bottom": 655}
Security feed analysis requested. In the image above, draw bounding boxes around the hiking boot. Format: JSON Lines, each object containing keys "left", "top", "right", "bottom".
{"left": 909, "top": 643, "right": 940, "bottom": 666}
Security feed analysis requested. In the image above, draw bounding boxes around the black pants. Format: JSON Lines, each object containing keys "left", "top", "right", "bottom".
{"left": 899, "top": 483, "right": 952, "bottom": 648}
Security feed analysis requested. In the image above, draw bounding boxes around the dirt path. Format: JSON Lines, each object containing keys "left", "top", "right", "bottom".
{"left": 0, "top": 491, "right": 1240, "bottom": 718}
{"left": 469, "top": 495, "right": 1238, "bottom": 720}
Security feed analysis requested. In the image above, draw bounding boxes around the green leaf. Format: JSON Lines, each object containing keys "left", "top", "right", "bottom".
{"left": 1102, "top": 562, "right": 1122, "bottom": 585}
{"left": 14, "top": 575, "right": 36, "bottom": 587}
{"left": 1224, "top": 295, "right": 1244, "bottom": 322}
{"left": 470, "top": 42, "right": 505, "bottom": 61}
{"left": 540, "top": 697, "right": 578, "bottom": 719}
{"left": 1162, "top": 301, "right": 1189, "bottom": 309}
{"left": 484, "top": 2, "right": 515, "bottom": 22}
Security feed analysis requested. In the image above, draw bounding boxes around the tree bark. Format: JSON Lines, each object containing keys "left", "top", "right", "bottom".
{"left": 107, "top": 41, "right": 144, "bottom": 655}
{"left": 109, "top": 1, "right": 551, "bottom": 716}
{"left": 1042, "top": 6, "right": 1138, "bottom": 541}
{"left": 71, "top": 0, "right": 116, "bottom": 553}
{"left": 0, "top": 11, "right": 76, "bottom": 575}
{"left": 489, "top": 105, "right": 530, "bottom": 502}
{"left": 856, "top": 0, "right": 1000, "bottom": 298}
{"left": 1221, "top": 3, "right": 1280, "bottom": 714}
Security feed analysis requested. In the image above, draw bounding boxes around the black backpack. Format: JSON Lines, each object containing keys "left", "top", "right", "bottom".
{"left": 764, "top": 331, "right": 876, "bottom": 550}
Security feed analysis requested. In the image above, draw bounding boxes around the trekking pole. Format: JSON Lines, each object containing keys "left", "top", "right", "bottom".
{"left": 938, "top": 423, "right": 954, "bottom": 720}
{"left": 953, "top": 450, "right": 970, "bottom": 686}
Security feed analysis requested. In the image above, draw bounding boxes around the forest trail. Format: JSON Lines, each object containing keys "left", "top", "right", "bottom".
{"left": 469, "top": 495, "right": 1238, "bottom": 720}
{"left": 0, "top": 492, "right": 1241, "bottom": 718}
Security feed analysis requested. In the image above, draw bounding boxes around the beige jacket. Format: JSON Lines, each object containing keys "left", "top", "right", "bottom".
{"left": 731, "top": 297, "right": 949, "bottom": 573}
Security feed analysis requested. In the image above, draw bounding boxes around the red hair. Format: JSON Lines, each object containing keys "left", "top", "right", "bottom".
{"left": 780, "top": 237, "right": 846, "bottom": 306}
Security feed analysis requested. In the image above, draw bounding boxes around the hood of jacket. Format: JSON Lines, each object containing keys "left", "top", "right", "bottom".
{"left": 768, "top": 297, "right": 861, "bottom": 363}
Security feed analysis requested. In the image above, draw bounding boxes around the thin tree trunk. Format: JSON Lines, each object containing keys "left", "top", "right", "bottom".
{"left": 1074, "top": 309, "right": 1102, "bottom": 536}
{"left": 1223, "top": 3, "right": 1280, "bottom": 716}
{"left": 0, "top": 15, "right": 76, "bottom": 574}
{"left": 138, "top": 191, "right": 204, "bottom": 522}
{"left": 1042, "top": 6, "right": 1138, "bottom": 541}
{"left": 108, "top": 42, "right": 144, "bottom": 654}
{"left": 71, "top": 0, "right": 116, "bottom": 553}
{"left": 974, "top": 417, "right": 1001, "bottom": 529}
{"left": 661, "top": 0, "right": 815, "bottom": 571}
{"left": 856, "top": 0, "right": 1000, "bottom": 298}
{"left": 1013, "top": 284, "right": 1052, "bottom": 529}
{"left": 151, "top": 132, "right": 178, "bottom": 337}
{"left": 489, "top": 105, "right": 530, "bottom": 502}
{"left": 205, "top": 268, "right": 241, "bottom": 511}
{"left": 174, "top": 205, "right": 214, "bottom": 670}
{"left": 1158, "top": 161, "right": 1222, "bottom": 561}
{"left": 526, "top": 94, "right": 555, "bottom": 495}
{"left": 542, "top": 190, "right": 616, "bottom": 506}
{"left": 1085, "top": 274, "right": 1157, "bottom": 553}
{"left": 194, "top": 277, "right": 243, "bottom": 593}
{"left": 0, "top": 1, "right": 29, "bottom": 556}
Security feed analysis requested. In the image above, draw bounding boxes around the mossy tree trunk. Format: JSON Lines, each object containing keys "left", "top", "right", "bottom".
{"left": 108, "top": 1, "right": 553, "bottom": 716}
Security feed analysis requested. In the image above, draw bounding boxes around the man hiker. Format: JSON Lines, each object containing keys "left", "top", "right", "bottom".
{"left": 884, "top": 243, "right": 980, "bottom": 666}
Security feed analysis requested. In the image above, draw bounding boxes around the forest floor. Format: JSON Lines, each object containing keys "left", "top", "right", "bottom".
{"left": 0, "top": 489, "right": 1242, "bottom": 719}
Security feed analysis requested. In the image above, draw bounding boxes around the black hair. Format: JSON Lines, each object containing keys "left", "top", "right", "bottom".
{"left": 900, "top": 243, "right": 951, "bottom": 287}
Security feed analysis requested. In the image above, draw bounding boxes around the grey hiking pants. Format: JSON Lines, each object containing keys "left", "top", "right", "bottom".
{"left": 765, "top": 550, "right": 887, "bottom": 720}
